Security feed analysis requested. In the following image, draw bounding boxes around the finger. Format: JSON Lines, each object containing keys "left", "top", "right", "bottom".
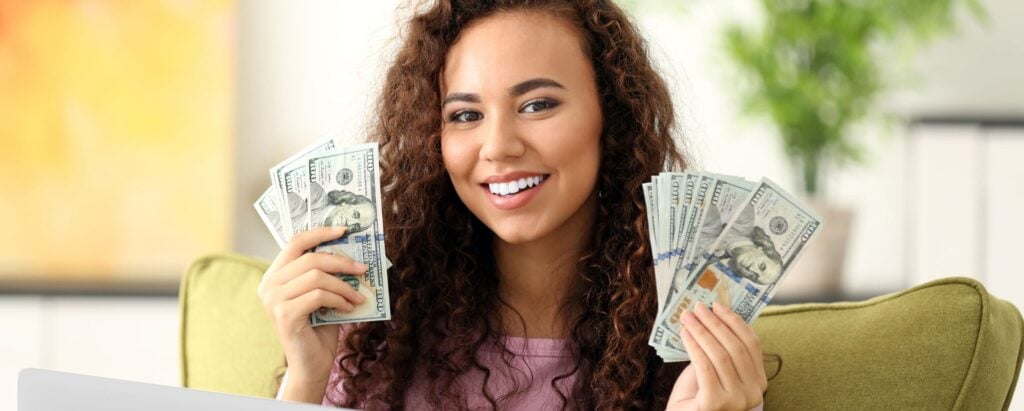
{"left": 715, "top": 302, "right": 767, "bottom": 391}
{"left": 282, "top": 288, "right": 358, "bottom": 323}
{"left": 699, "top": 302, "right": 758, "bottom": 389}
{"left": 271, "top": 226, "right": 349, "bottom": 271}
{"left": 708, "top": 303, "right": 763, "bottom": 406}
{"left": 684, "top": 303, "right": 743, "bottom": 391}
{"left": 279, "top": 251, "right": 369, "bottom": 284}
{"left": 281, "top": 269, "right": 367, "bottom": 306}
{"left": 269, "top": 250, "right": 369, "bottom": 287}
{"left": 715, "top": 285, "right": 730, "bottom": 306}
{"left": 679, "top": 318, "right": 723, "bottom": 396}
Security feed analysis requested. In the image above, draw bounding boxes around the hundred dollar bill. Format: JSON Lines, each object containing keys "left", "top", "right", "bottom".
{"left": 654, "top": 175, "right": 671, "bottom": 289}
{"left": 663, "top": 172, "right": 686, "bottom": 285}
{"left": 643, "top": 182, "right": 666, "bottom": 312}
{"left": 653, "top": 178, "right": 823, "bottom": 361}
{"left": 649, "top": 172, "right": 711, "bottom": 351}
{"left": 253, "top": 187, "right": 288, "bottom": 248}
{"left": 649, "top": 175, "right": 754, "bottom": 354}
{"left": 653, "top": 172, "right": 691, "bottom": 315}
{"left": 674, "top": 173, "right": 716, "bottom": 277}
{"left": 270, "top": 137, "right": 338, "bottom": 237}
{"left": 682, "top": 175, "right": 756, "bottom": 277}
{"left": 306, "top": 143, "right": 391, "bottom": 326}
{"left": 669, "top": 173, "right": 700, "bottom": 262}
{"left": 646, "top": 173, "right": 689, "bottom": 361}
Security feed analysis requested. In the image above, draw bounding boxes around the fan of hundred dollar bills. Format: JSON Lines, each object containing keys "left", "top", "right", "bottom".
{"left": 645, "top": 172, "right": 824, "bottom": 362}
{"left": 253, "top": 137, "right": 391, "bottom": 326}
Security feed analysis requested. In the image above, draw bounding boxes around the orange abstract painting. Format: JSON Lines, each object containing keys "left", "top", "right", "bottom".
{"left": 0, "top": 1, "right": 234, "bottom": 287}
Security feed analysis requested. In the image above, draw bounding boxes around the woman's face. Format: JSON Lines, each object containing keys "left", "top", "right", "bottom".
{"left": 440, "top": 12, "right": 603, "bottom": 244}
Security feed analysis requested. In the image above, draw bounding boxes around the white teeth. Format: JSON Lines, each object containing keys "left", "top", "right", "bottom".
{"left": 487, "top": 175, "right": 546, "bottom": 196}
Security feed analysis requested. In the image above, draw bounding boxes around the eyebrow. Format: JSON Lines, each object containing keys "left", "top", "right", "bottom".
{"left": 442, "top": 78, "right": 565, "bottom": 107}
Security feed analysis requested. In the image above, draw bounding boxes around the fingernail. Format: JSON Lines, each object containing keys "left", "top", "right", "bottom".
{"left": 357, "top": 263, "right": 369, "bottom": 272}
{"left": 695, "top": 302, "right": 708, "bottom": 313}
{"left": 356, "top": 294, "right": 366, "bottom": 304}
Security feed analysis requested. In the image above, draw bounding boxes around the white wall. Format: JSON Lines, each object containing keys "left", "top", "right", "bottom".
{"left": 1, "top": 296, "right": 178, "bottom": 410}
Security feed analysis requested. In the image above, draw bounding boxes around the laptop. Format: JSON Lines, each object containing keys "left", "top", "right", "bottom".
{"left": 18, "top": 368, "right": 354, "bottom": 410}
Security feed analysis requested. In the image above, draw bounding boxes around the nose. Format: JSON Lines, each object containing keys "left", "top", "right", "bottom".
{"left": 478, "top": 111, "right": 525, "bottom": 162}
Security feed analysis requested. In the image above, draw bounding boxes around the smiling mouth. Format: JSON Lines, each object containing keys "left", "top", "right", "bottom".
{"left": 483, "top": 175, "right": 548, "bottom": 197}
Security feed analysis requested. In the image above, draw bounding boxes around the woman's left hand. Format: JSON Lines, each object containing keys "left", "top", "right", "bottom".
{"left": 666, "top": 302, "right": 767, "bottom": 411}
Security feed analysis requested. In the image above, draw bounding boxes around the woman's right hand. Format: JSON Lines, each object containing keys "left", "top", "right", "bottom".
{"left": 257, "top": 226, "right": 369, "bottom": 401}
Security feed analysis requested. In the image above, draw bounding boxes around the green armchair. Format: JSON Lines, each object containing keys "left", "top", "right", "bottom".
{"left": 179, "top": 253, "right": 1024, "bottom": 409}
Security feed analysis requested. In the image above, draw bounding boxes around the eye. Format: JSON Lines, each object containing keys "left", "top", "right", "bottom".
{"left": 449, "top": 110, "right": 482, "bottom": 123}
{"left": 352, "top": 210, "right": 360, "bottom": 219}
{"left": 521, "top": 99, "right": 559, "bottom": 114}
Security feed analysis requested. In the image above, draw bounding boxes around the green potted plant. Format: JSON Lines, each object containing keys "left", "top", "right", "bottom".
{"left": 724, "top": 0, "right": 984, "bottom": 298}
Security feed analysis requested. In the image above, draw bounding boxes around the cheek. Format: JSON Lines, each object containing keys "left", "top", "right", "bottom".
{"left": 545, "top": 117, "right": 601, "bottom": 183}
{"left": 441, "top": 134, "right": 477, "bottom": 180}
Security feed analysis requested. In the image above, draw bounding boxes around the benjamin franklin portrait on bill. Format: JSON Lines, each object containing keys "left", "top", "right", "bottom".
{"left": 321, "top": 189, "right": 377, "bottom": 237}
{"left": 699, "top": 203, "right": 784, "bottom": 286}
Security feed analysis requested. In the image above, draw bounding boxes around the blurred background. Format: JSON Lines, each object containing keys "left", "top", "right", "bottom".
{"left": 1, "top": 0, "right": 1022, "bottom": 407}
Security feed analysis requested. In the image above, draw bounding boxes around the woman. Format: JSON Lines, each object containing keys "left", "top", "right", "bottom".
{"left": 258, "top": 0, "right": 767, "bottom": 409}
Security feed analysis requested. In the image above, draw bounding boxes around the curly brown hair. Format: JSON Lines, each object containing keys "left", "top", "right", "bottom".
{"left": 328, "top": 0, "right": 688, "bottom": 409}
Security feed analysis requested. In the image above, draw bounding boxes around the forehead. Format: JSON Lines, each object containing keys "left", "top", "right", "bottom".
{"left": 441, "top": 11, "right": 591, "bottom": 94}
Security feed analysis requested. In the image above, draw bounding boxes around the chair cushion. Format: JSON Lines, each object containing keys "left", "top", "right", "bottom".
{"left": 754, "top": 277, "right": 1024, "bottom": 410}
{"left": 179, "top": 254, "right": 1023, "bottom": 408}
{"left": 179, "top": 253, "right": 282, "bottom": 397}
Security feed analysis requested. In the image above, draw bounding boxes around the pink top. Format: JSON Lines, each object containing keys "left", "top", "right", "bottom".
{"left": 321, "top": 336, "right": 576, "bottom": 410}
{"left": 306, "top": 336, "right": 764, "bottom": 410}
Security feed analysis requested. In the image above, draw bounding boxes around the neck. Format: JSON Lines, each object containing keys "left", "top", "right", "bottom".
{"left": 493, "top": 193, "right": 597, "bottom": 339}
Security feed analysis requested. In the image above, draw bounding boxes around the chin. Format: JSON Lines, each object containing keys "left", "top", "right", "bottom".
{"left": 485, "top": 219, "right": 547, "bottom": 244}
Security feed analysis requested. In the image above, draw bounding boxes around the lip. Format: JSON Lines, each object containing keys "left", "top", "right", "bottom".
{"left": 480, "top": 174, "right": 550, "bottom": 211}
{"left": 481, "top": 171, "right": 548, "bottom": 184}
